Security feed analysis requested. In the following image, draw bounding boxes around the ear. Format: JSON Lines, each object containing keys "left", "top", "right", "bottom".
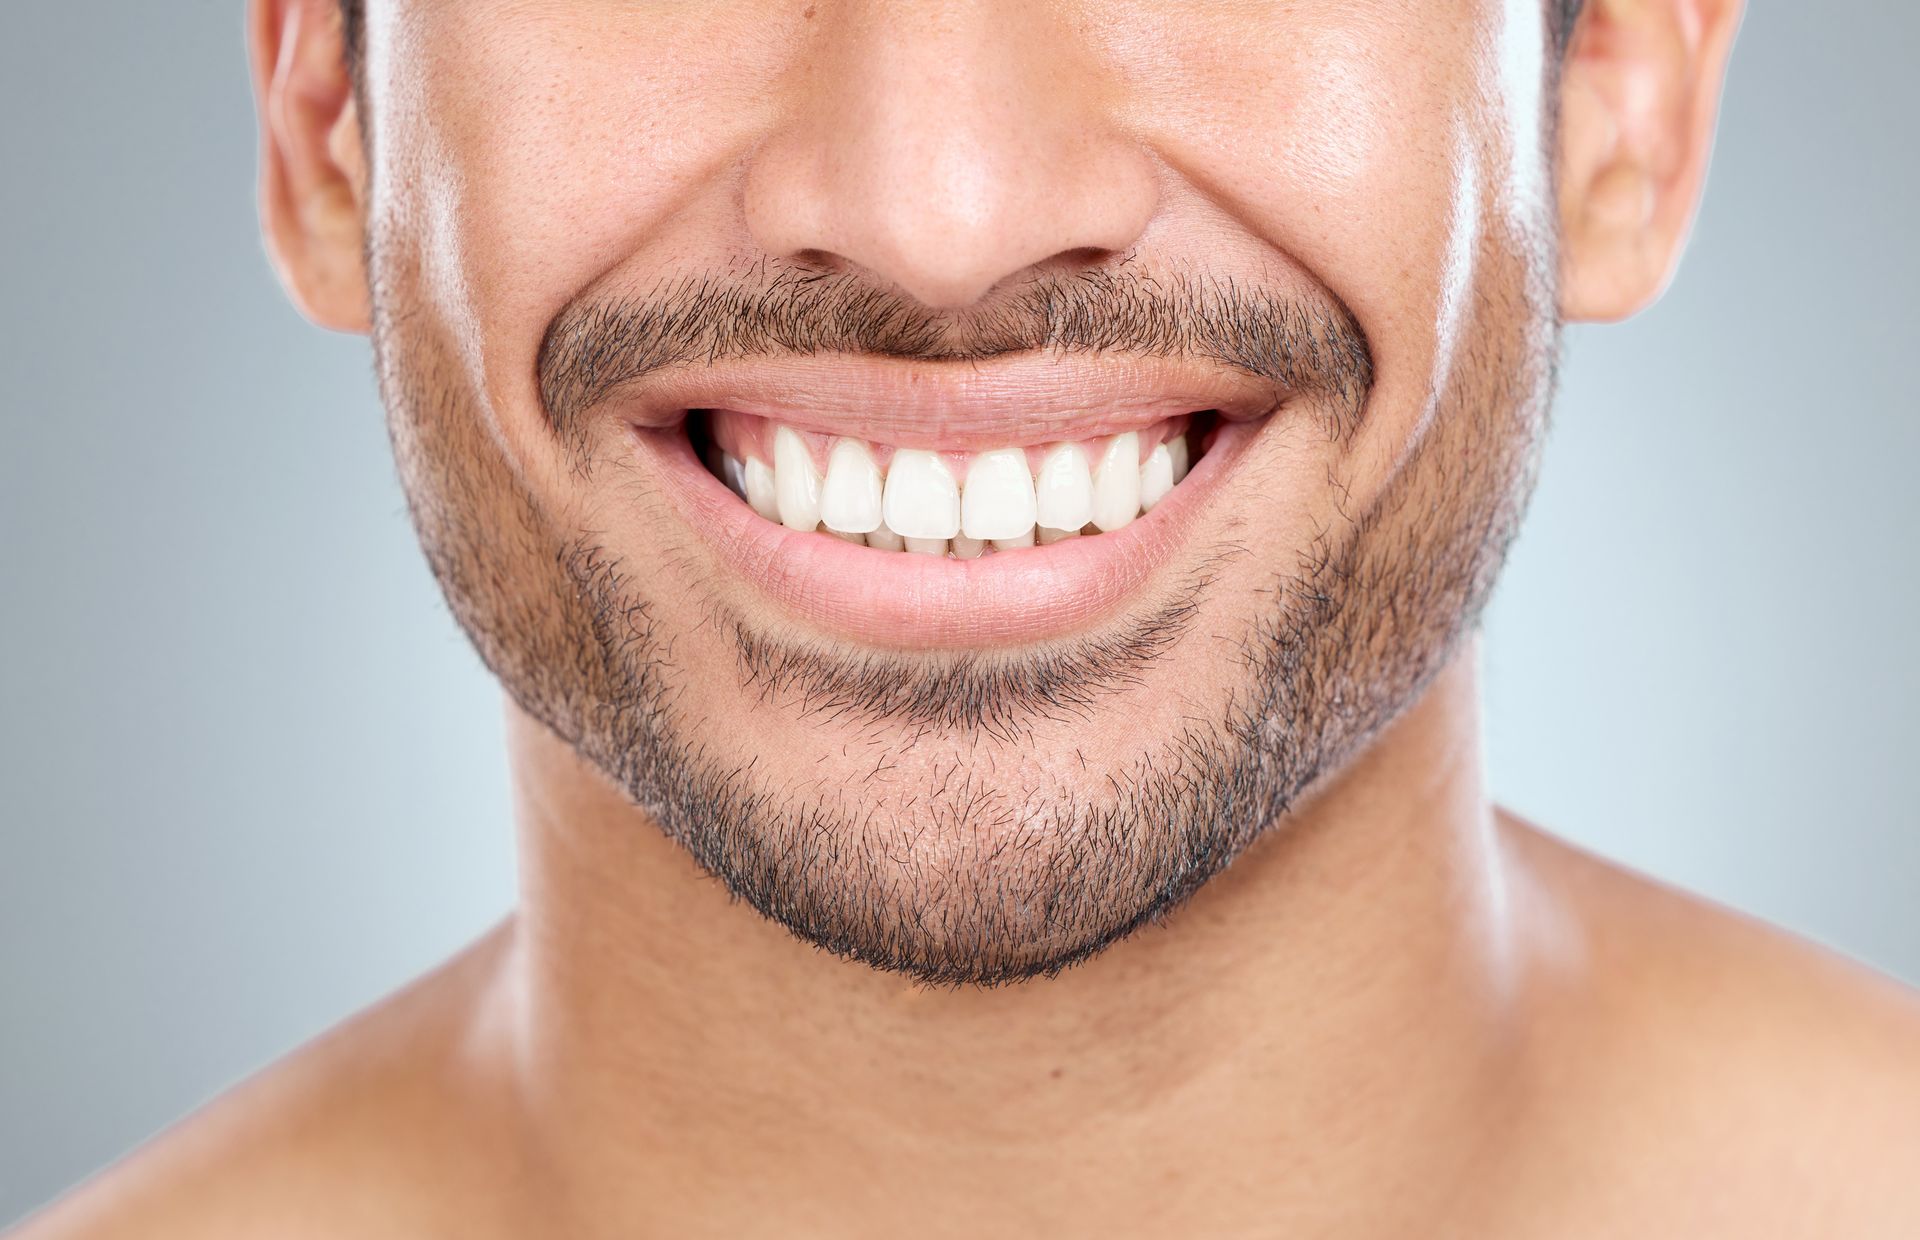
{"left": 1555, "top": 0, "right": 1744, "bottom": 322}
{"left": 249, "top": 0, "right": 370, "bottom": 333}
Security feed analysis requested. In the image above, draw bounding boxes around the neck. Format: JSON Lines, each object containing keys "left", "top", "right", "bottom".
{"left": 494, "top": 642, "right": 1530, "bottom": 1236}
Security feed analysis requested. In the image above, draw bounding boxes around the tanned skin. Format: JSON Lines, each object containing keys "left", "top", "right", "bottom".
{"left": 14, "top": 0, "right": 1920, "bottom": 1236}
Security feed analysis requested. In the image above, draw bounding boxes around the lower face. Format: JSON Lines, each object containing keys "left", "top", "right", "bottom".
{"left": 366, "top": 0, "right": 1560, "bottom": 984}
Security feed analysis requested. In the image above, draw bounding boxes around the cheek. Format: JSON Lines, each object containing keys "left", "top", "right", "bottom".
{"left": 1114, "top": 2, "right": 1537, "bottom": 503}
{"left": 375, "top": 3, "right": 800, "bottom": 488}
{"left": 1266, "top": 32, "right": 1395, "bottom": 203}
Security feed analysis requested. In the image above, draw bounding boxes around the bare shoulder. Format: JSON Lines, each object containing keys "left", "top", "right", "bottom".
{"left": 1502, "top": 815, "right": 1920, "bottom": 1235}
{"left": 7, "top": 924, "right": 527, "bottom": 1240}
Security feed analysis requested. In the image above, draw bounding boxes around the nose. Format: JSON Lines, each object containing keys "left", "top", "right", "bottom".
{"left": 744, "top": 0, "right": 1159, "bottom": 310}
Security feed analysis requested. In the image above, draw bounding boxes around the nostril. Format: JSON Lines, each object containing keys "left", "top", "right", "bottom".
{"left": 786, "top": 247, "right": 850, "bottom": 275}
{"left": 1044, "top": 245, "right": 1122, "bottom": 270}
{"left": 742, "top": 70, "right": 1160, "bottom": 315}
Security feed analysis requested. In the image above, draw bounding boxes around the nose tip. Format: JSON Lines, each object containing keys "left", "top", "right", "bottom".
{"left": 743, "top": 4, "right": 1159, "bottom": 311}
{"left": 751, "top": 135, "right": 1158, "bottom": 309}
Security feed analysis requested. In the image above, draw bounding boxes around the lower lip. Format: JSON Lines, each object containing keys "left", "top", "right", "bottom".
{"left": 633, "top": 417, "right": 1260, "bottom": 648}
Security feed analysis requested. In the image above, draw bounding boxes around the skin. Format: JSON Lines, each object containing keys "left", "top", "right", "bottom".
{"left": 16, "top": 0, "right": 1920, "bottom": 1235}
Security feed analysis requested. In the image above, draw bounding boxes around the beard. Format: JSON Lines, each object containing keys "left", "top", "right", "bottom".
{"left": 370, "top": 228, "right": 1556, "bottom": 987}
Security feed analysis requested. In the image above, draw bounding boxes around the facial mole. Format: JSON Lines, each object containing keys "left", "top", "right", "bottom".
{"left": 803, "top": 5, "right": 816, "bottom": 18}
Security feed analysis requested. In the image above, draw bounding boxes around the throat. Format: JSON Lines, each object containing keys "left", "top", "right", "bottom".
{"left": 492, "top": 656, "right": 1529, "bottom": 1237}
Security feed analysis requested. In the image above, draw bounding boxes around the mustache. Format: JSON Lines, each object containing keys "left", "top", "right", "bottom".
{"left": 536, "top": 264, "right": 1375, "bottom": 444}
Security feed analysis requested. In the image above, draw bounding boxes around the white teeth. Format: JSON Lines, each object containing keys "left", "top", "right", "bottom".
{"left": 883, "top": 449, "right": 961, "bottom": 540}
{"left": 721, "top": 454, "right": 749, "bottom": 502}
{"left": 1034, "top": 443, "right": 1094, "bottom": 532}
{"left": 961, "top": 449, "right": 1038, "bottom": 541}
{"left": 773, "top": 426, "right": 822, "bottom": 531}
{"left": 1090, "top": 432, "right": 1141, "bottom": 533}
{"left": 820, "top": 439, "right": 884, "bottom": 533}
{"left": 744, "top": 456, "right": 781, "bottom": 522}
{"left": 725, "top": 422, "right": 1199, "bottom": 554}
{"left": 1139, "top": 442, "right": 1175, "bottom": 512}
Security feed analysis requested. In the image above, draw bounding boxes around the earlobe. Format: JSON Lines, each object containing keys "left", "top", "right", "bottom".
{"left": 1555, "top": 0, "right": 1744, "bottom": 323}
{"left": 249, "top": 0, "right": 371, "bottom": 334}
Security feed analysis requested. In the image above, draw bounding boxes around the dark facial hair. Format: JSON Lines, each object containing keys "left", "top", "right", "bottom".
{"left": 373, "top": 254, "right": 1553, "bottom": 987}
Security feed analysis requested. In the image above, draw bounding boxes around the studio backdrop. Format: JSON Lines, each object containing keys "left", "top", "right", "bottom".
{"left": 2, "top": 2, "right": 1915, "bottom": 1226}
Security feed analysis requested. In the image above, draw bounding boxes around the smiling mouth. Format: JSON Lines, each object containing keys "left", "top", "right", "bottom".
{"left": 687, "top": 408, "right": 1223, "bottom": 557}
{"left": 614, "top": 352, "right": 1281, "bottom": 646}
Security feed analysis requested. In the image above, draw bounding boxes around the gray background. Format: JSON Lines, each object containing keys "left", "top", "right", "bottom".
{"left": 2, "top": 1, "right": 1915, "bottom": 1226}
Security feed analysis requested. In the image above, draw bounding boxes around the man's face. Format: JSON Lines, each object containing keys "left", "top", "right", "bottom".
{"left": 358, "top": 0, "right": 1559, "bottom": 983}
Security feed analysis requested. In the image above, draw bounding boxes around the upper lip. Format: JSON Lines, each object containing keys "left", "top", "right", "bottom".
{"left": 614, "top": 352, "right": 1288, "bottom": 450}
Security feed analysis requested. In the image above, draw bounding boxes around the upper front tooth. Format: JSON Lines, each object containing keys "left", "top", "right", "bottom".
{"left": 1091, "top": 432, "right": 1141, "bottom": 532}
{"left": 961, "top": 449, "right": 1037, "bottom": 540}
{"left": 883, "top": 449, "right": 961, "bottom": 540}
{"left": 1139, "top": 442, "right": 1175, "bottom": 511}
{"left": 745, "top": 456, "right": 780, "bottom": 522}
{"left": 773, "top": 426, "right": 823, "bottom": 530}
{"left": 1034, "top": 443, "right": 1094, "bottom": 532}
{"left": 1168, "top": 434, "right": 1190, "bottom": 483}
{"left": 820, "top": 439, "right": 884, "bottom": 533}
